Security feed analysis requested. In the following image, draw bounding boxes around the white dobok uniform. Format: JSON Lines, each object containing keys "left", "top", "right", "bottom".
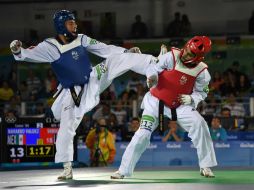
{"left": 118, "top": 49, "right": 217, "bottom": 176}
{"left": 12, "top": 34, "right": 153, "bottom": 163}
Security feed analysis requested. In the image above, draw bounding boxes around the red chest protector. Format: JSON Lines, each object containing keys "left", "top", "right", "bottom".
{"left": 150, "top": 48, "right": 207, "bottom": 109}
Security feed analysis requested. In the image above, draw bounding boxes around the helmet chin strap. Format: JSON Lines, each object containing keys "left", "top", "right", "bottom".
{"left": 180, "top": 55, "right": 203, "bottom": 68}
{"left": 64, "top": 31, "right": 78, "bottom": 43}
{"left": 183, "top": 61, "right": 199, "bottom": 68}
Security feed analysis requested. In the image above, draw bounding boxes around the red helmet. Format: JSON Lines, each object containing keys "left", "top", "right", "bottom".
{"left": 180, "top": 36, "right": 212, "bottom": 65}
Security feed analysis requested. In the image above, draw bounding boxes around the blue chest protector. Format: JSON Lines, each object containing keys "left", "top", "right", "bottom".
{"left": 46, "top": 36, "right": 92, "bottom": 88}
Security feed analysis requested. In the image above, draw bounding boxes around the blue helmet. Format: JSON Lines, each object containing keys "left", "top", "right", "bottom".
{"left": 53, "top": 10, "right": 75, "bottom": 36}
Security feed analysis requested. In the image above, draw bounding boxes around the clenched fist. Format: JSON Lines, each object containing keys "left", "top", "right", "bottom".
{"left": 126, "top": 47, "right": 141, "bottom": 54}
{"left": 10, "top": 40, "right": 22, "bottom": 54}
{"left": 178, "top": 94, "right": 192, "bottom": 105}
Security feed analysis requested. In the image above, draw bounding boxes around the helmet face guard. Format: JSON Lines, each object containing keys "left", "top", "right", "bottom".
{"left": 180, "top": 36, "right": 212, "bottom": 65}
{"left": 53, "top": 10, "right": 76, "bottom": 37}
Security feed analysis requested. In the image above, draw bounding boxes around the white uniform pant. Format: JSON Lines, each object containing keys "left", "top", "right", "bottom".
{"left": 54, "top": 53, "right": 153, "bottom": 163}
{"left": 118, "top": 93, "right": 217, "bottom": 176}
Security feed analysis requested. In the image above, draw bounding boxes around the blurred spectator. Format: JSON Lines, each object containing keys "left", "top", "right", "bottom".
{"left": 238, "top": 74, "right": 251, "bottom": 95}
{"left": 108, "top": 113, "right": 119, "bottom": 133}
{"left": 131, "top": 14, "right": 148, "bottom": 39}
{"left": 219, "top": 71, "right": 238, "bottom": 97}
{"left": 121, "top": 117, "right": 140, "bottom": 141}
{"left": 100, "top": 88, "right": 115, "bottom": 101}
{"left": 18, "top": 81, "right": 30, "bottom": 101}
{"left": 204, "top": 96, "right": 221, "bottom": 116}
{"left": 134, "top": 83, "right": 146, "bottom": 115}
{"left": 220, "top": 107, "right": 231, "bottom": 117}
{"left": 120, "top": 91, "right": 131, "bottom": 121}
{"left": 226, "top": 61, "right": 242, "bottom": 76}
{"left": 45, "top": 68, "right": 57, "bottom": 97}
{"left": 124, "top": 117, "right": 140, "bottom": 141}
{"left": 34, "top": 102, "right": 45, "bottom": 116}
{"left": 112, "top": 100, "right": 127, "bottom": 127}
{"left": 9, "top": 69, "right": 18, "bottom": 92}
{"left": 100, "top": 12, "right": 116, "bottom": 39}
{"left": 248, "top": 10, "right": 254, "bottom": 34}
{"left": 209, "top": 116, "right": 227, "bottom": 141}
{"left": 166, "top": 12, "right": 182, "bottom": 37}
{"left": 0, "top": 81, "right": 14, "bottom": 102}
{"left": 26, "top": 69, "right": 42, "bottom": 99}
{"left": 85, "top": 118, "right": 116, "bottom": 166}
{"left": 180, "top": 14, "right": 191, "bottom": 37}
{"left": 129, "top": 117, "right": 140, "bottom": 132}
{"left": 133, "top": 83, "right": 146, "bottom": 101}
{"left": 126, "top": 73, "right": 145, "bottom": 98}
{"left": 4, "top": 95, "right": 21, "bottom": 116}
{"left": 92, "top": 103, "right": 112, "bottom": 121}
{"left": 112, "top": 80, "right": 127, "bottom": 98}
{"left": 226, "top": 61, "right": 243, "bottom": 88}
{"left": 162, "top": 120, "right": 184, "bottom": 142}
{"left": 210, "top": 71, "right": 224, "bottom": 95}
{"left": 223, "top": 93, "right": 245, "bottom": 117}
{"left": 76, "top": 114, "right": 93, "bottom": 141}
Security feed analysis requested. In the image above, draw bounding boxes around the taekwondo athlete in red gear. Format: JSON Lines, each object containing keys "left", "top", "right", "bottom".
{"left": 111, "top": 36, "right": 217, "bottom": 179}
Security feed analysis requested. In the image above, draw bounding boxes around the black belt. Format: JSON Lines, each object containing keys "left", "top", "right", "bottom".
{"left": 70, "top": 86, "right": 84, "bottom": 107}
{"left": 158, "top": 100, "right": 164, "bottom": 135}
{"left": 158, "top": 100, "right": 177, "bottom": 135}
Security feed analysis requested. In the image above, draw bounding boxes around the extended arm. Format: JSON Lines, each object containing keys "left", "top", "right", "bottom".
{"left": 82, "top": 36, "right": 126, "bottom": 58}
{"left": 10, "top": 40, "right": 58, "bottom": 63}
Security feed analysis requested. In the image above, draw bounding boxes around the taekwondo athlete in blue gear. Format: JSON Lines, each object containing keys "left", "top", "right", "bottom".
{"left": 10, "top": 10, "right": 154, "bottom": 181}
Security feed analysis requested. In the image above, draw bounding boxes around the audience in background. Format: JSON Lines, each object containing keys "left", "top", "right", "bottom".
{"left": 0, "top": 81, "right": 14, "bottom": 102}
{"left": 162, "top": 120, "right": 184, "bottom": 142}
{"left": 220, "top": 107, "right": 235, "bottom": 131}
{"left": 180, "top": 14, "right": 191, "bottom": 37}
{"left": 124, "top": 117, "right": 140, "bottom": 141}
{"left": 112, "top": 100, "right": 127, "bottom": 128}
{"left": 126, "top": 73, "right": 145, "bottom": 98}
{"left": 204, "top": 93, "right": 221, "bottom": 116}
{"left": 166, "top": 12, "right": 192, "bottom": 37}
{"left": 238, "top": 74, "right": 251, "bottom": 96}
{"left": 3, "top": 95, "right": 21, "bottom": 116}
{"left": 92, "top": 103, "right": 112, "bottom": 121}
{"left": 220, "top": 71, "right": 238, "bottom": 97}
{"left": 220, "top": 107, "right": 232, "bottom": 118}
{"left": 18, "top": 81, "right": 30, "bottom": 101}
{"left": 209, "top": 116, "right": 227, "bottom": 141}
{"left": 76, "top": 114, "right": 93, "bottom": 143}
{"left": 45, "top": 68, "right": 57, "bottom": 97}
{"left": 85, "top": 118, "right": 116, "bottom": 166}
{"left": 166, "top": 12, "right": 182, "bottom": 37}
{"left": 223, "top": 93, "right": 245, "bottom": 117}
{"left": 131, "top": 14, "right": 148, "bottom": 39}
{"left": 26, "top": 69, "right": 42, "bottom": 99}
{"left": 210, "top": 71, "right": 224, "bottom": 95}
{"left": 100, "top": 12, "right": 116, "bottom": 39}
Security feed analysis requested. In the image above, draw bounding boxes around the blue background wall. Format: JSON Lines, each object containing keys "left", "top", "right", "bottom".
{"left": 78, "top": 141, "right": 254, "bottom": 167}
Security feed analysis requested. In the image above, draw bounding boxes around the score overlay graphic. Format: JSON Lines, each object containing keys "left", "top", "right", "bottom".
{"left": 1, "top": 117, "right": 59, "bottom": 163}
